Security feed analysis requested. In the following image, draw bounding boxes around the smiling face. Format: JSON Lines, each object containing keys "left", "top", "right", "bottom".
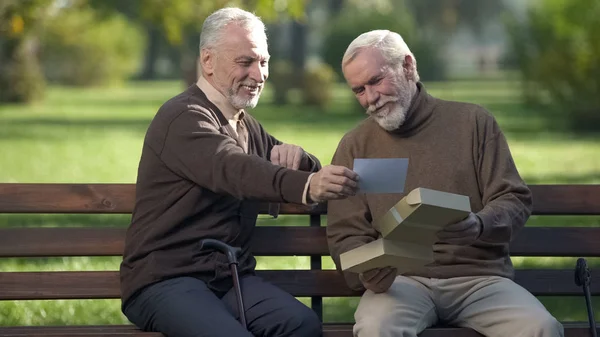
{"left": 201, "top": 23, "right": 270, "bottom": 110}
{"left": 342, "top": 47, "right": 416, "bottom": 131}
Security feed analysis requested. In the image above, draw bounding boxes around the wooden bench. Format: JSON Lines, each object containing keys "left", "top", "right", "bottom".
{"left": 0, "top": 183, "right": 599, "bottom": 336}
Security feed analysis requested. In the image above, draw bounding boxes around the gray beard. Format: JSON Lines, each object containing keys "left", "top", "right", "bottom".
{"left": 371, "top": 76, "right": 415, "bottom": 131}
{"left": 227, "top": 86, "right": 261, "bottom": 109}
{"left": 373, "top": 104, "right": 409, "bottom": 131}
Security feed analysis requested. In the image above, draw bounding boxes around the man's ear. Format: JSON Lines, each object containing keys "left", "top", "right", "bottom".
{"left": 403, "top": 54, "right": 416, "bottom": 81}
{"left": 200, "top": 49, "right": 215, "bottom": 76}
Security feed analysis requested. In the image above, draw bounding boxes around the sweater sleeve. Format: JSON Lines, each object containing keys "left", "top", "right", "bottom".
{"left": 159, "top": 109, "right": 311, "bottom": 204}
{"left": 326, "top": 136, "right": 379, "bottom": 291}
{"left": 475, "top": 116, "right": 533, "bottom": 244}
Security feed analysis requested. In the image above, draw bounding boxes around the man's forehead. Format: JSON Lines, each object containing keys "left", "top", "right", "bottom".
{"left": 220, "top": 25, "right": 268, "bottom": 56}
{"left": 344, "top": 50, "right": 386, "bottom": 84}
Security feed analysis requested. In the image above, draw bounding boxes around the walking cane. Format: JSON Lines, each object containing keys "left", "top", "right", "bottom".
{"left": 200, "top": 238, "right": 247, "bottom": 329}
{"left": 575, "top": 258, "right": 597, "bottom": 337}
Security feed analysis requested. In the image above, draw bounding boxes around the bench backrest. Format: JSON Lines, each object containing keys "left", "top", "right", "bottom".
{"left": 1, "top": 183, "right": 599, "bottom": 320}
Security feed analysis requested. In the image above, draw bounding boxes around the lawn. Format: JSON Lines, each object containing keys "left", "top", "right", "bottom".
{"left": 0, "top": 78, "right": 599, "bottom": 325}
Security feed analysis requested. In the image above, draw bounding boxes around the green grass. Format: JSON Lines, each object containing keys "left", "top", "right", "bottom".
{"left": 1, "top": 79, "right": 599, "bottom": 326}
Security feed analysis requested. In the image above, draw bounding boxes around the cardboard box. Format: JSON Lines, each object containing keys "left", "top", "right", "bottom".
{"left": 339, "top": 238, "right": 433, "bottom": 274}
{"left": 374, "top": 188, "right": 471, "bottom": 243}
{"left": 339, "top": 187, "right": 471, "bottom": 274}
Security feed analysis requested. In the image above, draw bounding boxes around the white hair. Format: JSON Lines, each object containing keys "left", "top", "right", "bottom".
{"left": 342, "top": 30, "right": 420, "bottom": 82}
{"left": 199, "top": 7, "right": 266, "bottom": 51}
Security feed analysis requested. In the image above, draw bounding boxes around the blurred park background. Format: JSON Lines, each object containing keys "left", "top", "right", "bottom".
{"left": 1, "top": 0, "right": 599, "bottom": 327}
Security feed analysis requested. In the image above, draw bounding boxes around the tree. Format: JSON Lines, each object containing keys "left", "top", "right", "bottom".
{"left": 0, "top": 0, "right": 309, "bottom": 104}
{"left": 88, "top": 0, "right": 308, "bottom": 83}
{"left": 505, "top": 0, "right": 600, "bottom": 131}
{"left": 0, "top": 0, "right": 52, "bottom": 103}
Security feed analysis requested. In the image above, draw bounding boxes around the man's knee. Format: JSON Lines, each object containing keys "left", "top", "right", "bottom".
{"left": 354, "top": 319, "right": 418, "bottom": 337}
{"left": 520, "top": 312, "right": 564, "bottom": 337}
{"left": 354, "top": 310, "right": 419, "bottom": 337}
{"left": 283, "top": 304, "right": 322, "bottom": 337}
{"left": 293, "top": 307, "right": 323, "bottom": 337}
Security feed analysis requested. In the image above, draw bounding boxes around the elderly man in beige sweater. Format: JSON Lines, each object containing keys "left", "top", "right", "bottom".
{"left": 326, "top": 29, "right": 563, "bottom": 337}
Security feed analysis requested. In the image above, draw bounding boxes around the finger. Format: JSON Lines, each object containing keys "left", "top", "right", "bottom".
{"left": 292, "top": 149, "right": 302, "bottom": 170}
{"left": 444, "top": 238, "right": 470, "bottom": 245}
{"left": 326, "top": 175, "right": 359, "bottom": 189}
{"left": 361, "top": 268, "right": 380, "bottom": 282}
{"left": 323, "top": 183, "right": 349, "bottom": 195}
{"left": 339, "top": 186, "right": 357, "bottom": 197}
{"left": 340, "top": 167, "right": 360, "bottom": 181}
{"left": 326, "top": 184, "right": 357, "bottom": 197}
{"left": 286, "top": 147, "right": 295, "bottom": 169}
{"left": 372, "top": 267, "right": 395, "bottom": 283}
{"left": 328, "top": 165, "right": 359, "bottom": 181}
{"left": 437, "top": 230, "right": 465, "bottom": 240}
{"left": 443, "top": 220, "right": 471, "bottom": 232}
{"left": 270, "top": 147, "right": 280, "bottom": 166}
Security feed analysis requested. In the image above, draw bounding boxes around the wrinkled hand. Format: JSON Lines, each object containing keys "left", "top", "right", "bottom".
{"left": 308, "top": 165, "right": 359, "bottom": 203}
{"left": 437, "top": 212, "right": 483, "bottom": 245}
{"left": 359, "top": 267, "right": 397, "bottom": 293}
{"left": 271, "top": 144, "right": 304, "bottom": 170}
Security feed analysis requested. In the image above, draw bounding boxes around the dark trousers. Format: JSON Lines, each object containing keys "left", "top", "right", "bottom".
{"left": 123, "top": 275, "right": 322, "bottom": 337}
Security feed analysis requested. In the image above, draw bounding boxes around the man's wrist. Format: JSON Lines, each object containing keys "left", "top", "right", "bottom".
{"left": 302, "top": 173, "right": 317, "bottom": 205}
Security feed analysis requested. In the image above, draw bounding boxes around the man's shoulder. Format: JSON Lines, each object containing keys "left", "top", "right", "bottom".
{"left": 151, "top": 87, "right": 220, "bottom": 128}
{"left": 430, "top": 94, "right": 496, "bottom": 123}
{"left": 338, "top": 118, "right": 378, "bottom": 147}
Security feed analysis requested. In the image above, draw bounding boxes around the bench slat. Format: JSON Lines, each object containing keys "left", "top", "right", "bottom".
{"left": 0, "top": 184, "right": 324, "bottom": 215}
{"left": 1, "top": 227, "right": 599, "bottom": 258}
{"left": 1, "top": 184, "right": 599, "bottom": 215}
{"left": 0, "top": 269, "right": 597, "bottom": 300}
{"left": 530, "top": 184, "right": 600, "bottom": 215}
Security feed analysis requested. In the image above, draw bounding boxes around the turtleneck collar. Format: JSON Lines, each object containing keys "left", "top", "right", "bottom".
{"left": 388, "top": 82, "right": 437, "bottom": 137}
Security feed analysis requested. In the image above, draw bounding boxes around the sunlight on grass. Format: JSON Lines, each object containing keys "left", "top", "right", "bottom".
{"left": 0, "top": 300, "right": 129, "bottom": 326}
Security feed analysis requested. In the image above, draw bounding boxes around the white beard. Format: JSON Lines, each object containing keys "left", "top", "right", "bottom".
{"left": 227, "top": 82, "right": 262, "bottom": 109}
{"left": 372, "top": 102, "right": 409, "bottom": 131}
{"left": 367, "top": 70, "right": 415, "bottom": 131}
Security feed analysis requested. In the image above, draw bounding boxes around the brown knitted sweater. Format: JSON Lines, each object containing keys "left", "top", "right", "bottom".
{"left": 327, "top": 82, "right": 532, "bottom": 291}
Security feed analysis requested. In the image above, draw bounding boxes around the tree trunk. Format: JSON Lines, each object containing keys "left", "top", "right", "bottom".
{"left": 140, "top": 25, "right": 161, "bottom": 80}
{"left": 0, "top": 36, "right": 45, "bottom": 103}
{"left": 290, "top": 21, "right": 307, "bottom": 71}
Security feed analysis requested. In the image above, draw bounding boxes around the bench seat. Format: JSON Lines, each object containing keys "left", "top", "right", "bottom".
{"left": 0, "top": 323, "right": 597, "bottom": 337}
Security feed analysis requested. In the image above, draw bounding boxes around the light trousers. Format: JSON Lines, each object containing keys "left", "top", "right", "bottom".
{"left": 353, "top": 275, "right": 563, "bottom": 337}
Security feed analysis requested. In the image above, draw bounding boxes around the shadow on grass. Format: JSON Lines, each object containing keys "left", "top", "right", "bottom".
{"left": 0, "top": 118, "right": 152, "bottom": 141}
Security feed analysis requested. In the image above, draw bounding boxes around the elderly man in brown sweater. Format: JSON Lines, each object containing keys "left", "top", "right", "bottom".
{"left": 326, "top": 29, "right": 563, "bottom": 337}
{"left": 119, "top": 7, "right": 359, "bottom": 337}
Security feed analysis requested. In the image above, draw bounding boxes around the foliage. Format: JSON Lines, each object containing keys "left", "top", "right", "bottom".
{"left": 39, "top": 7, "right": 145, "bottom": 87}
{"left": 88, "top": 0, "right": 308, "bottom": 46}
{"left": 301, "top": 62, "right": 338, "bottom": 109}
{"left": 0, "top": 0, "right": 52, "bottom": 103}
{"left": 505, "top": 0, "right": 600, "bottom": 131}
{"left": 322, "top": 4, "right": 446, "bottom": 82}
{"left": 402, "top": 0, "right": 507, "bottom": 40}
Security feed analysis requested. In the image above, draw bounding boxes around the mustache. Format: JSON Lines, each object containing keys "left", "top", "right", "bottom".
{"left": 238, "top": 81, "right": 261, "bottom": 89}
{"left": 367, "top": 96, "right": 398, "bottom": 114}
